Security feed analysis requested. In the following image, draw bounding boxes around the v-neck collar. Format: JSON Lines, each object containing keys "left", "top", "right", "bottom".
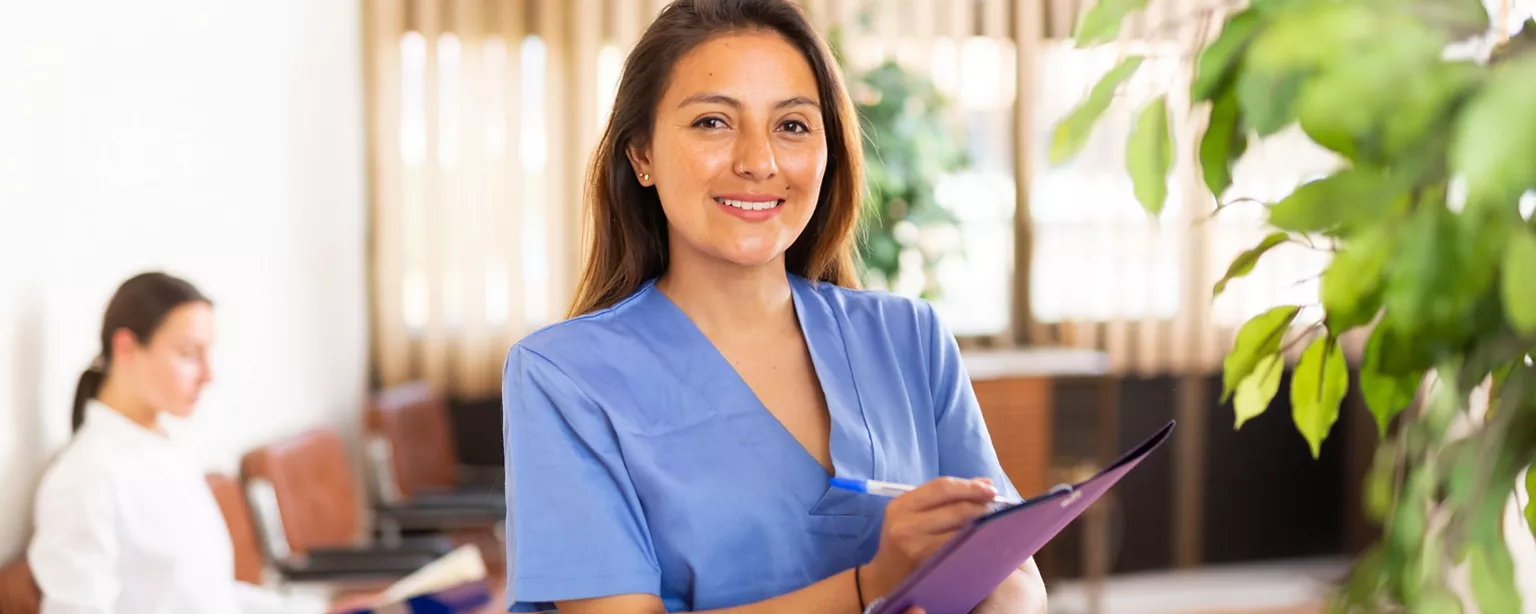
{"left": 623, "top": 273, "right": 876, "bottom": 512}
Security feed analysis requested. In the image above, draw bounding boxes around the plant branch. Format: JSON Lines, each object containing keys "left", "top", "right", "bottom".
{"left": 1286, "top": 273, "right": 1322, "bottom": 290}
{"left": 1197, "top": 197, "right": 1268, "bottom": 225}
{"left": 1131, "top": 0, "right": 1247, "bottom": 52}
{"left": 1281, "top": 320, "right": 1326, "bottom": 353}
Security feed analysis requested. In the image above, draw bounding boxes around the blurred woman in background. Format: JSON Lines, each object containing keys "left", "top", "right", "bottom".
{"left": 27, "top": 272, "right": 359, "bottom": 613}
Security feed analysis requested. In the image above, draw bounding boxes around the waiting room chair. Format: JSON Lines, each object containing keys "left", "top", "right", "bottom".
{"left": 363, "top": 381, "right": 504, "bottom": 516}
{"left": 239, "top": 430, "right": 455, "bottom": 575}
{"left": 0, "top": 558, "right": 39, "bottom": 614}
{"left": 209, "top": 470, "right": 444, "bottom": 587}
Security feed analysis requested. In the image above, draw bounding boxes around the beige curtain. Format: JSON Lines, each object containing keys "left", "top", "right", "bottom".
{"left": 362, "top": 0, "right": 1024, "bottom": 398}
{"left": 364, "top": 0, "right": 669, "bottom": 398}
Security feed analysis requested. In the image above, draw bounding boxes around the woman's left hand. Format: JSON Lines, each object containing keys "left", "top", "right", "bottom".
{"left": 971, "top": 558, "right": 1047, "bottom": 614}
{"left": 327, "top": 592, "right": 381, "bottom": 613}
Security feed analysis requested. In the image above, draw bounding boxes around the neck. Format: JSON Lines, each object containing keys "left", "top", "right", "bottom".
{"left": 95, "top": 376, "right": 162, "bottom": 432}
{"left": 656, "top": 253, "right": 795, "bottom": 336}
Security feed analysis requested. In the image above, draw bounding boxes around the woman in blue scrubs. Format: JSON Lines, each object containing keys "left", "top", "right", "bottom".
{"left": 502, "top": 1, "right": 1047, "bottom": 612}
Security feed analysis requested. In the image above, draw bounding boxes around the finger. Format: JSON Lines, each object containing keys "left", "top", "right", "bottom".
{"left": 896, "top": 477, "right": 998, "bottom": 511}
{"left": 905, "top": 500, "right": 991, "bottom": 534}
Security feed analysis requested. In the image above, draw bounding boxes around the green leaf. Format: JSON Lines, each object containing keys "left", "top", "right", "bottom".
{"left": 1236, "top": 68, "right": 1307, "bottom": 137}
{"left": 1222, "top": 305, "right": 1302, "bottom": 402}
{"left": 1501, "top": 229, "right": 1536, "bottom": 335}
{"left": 1074, "top": 0, "right": 1152, "bottom": 47}
{"left": 1235, "top": 353, "right": 1283, "bottom": 429}
{"left": 1452, "top": 56, "right": 1536, "bottom": 209}
{"left": 1214, "top": 232, "right": 1288, "bottom": 298}
{"left": 1321, "top": 227, "right": 1391, "bottom": 334}
{"left": 1292, "top": 336, "right": 1348, "bottom": 459}
{"left": 1469, "top": 542, "right": 1521, "bottom": 614}
{"left": 1246, "top": 1, "right": 1391, "bottom": 73}
{"left": 1385, "top": 202, "right": 1498, "bottom": 337}
{"left": 1050, "top": 56, "right": 1144, "bottom": 165}
{"left": 1525, "top": 468, "right": 1536, "bottom": 538}
{"left": 1294, "top": 29, "right": 1452, "bottom": 163}
{"left": 1200, "top": 88, "right": 1248, "bottom": 199}
{"left": 1192, "top": 9, "right": 1265, "bottom": 102}
{"left": 1381, "top": 61, "right": 1480, "bottom": 160}
{"left": 1267, "top": 168, "right": 1404, "bottom": 234}
{"left": 1359, "top": 326, "right": 1422, "bottom": 437}
{"left": 1363, "top": 446, "right": 1396, "bottom": 522}
{"left": 1126, "top": 97, "right": 1173, "bottom": 216}
{"left": 1404, "top": 0, "right": 1490, "bottom": 40}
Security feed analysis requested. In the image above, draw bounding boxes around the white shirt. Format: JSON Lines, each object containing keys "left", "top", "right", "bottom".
{"left": 28, "top": 401, "right": 326, "bottom": 614}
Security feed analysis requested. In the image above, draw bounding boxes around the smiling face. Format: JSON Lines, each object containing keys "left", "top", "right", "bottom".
{"left": 627, "top": 30, "right": 829, "bottom": 271}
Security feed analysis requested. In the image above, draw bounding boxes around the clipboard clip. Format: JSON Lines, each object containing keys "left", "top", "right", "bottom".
{"left": 1052, "top": 484, "right": 1081, "bottom": 508}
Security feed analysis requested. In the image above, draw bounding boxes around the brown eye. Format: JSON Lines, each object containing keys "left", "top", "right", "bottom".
{"left": 781, "top": 120, "right": 810, "bottom": 134}
{"left": 692, "top": 117, "right": 728, "bottom": 130}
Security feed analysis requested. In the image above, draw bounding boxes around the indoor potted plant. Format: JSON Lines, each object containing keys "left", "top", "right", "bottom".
{"left": 1052, "top": 0, "right": 1536, "bottom": 610}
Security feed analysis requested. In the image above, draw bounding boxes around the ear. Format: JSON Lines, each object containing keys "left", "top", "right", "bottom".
{"left": 626, "top": 141, "right": 654, "bottom": 187}
{"left": 108, "top": 328, "right": 140, "bottom": 364}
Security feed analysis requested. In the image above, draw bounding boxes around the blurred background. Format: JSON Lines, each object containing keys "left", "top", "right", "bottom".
{"left": 2, "top": 0, "right": 1534, "bottom": 612}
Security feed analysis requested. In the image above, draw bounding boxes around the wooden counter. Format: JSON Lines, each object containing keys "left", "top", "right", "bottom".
{"left": 962, "top": 348, "right": 1108, "bottom": 497}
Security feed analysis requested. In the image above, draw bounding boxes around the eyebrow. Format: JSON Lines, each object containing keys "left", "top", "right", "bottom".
{"left": 677, "top": 93, "right": 821, "bottom": 111}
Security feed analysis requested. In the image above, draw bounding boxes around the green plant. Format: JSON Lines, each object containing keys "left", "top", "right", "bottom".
{"left": 1053, "top": 1, "right": 1536, "bottom": 611}
{"left": 831, "top": 29, "right": 969, "bottom": 297}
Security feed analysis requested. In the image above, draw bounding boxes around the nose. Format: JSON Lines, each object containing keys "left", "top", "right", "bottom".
{"left": 734, "top": 128, "right": 778, "bottom": 180}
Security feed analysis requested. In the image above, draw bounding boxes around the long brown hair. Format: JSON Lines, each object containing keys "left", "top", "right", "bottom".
{"left": 567, "top": 0, "right": 865, "bottom": 317}
{"left": 72, "top": 272, "right": 211, "bottom": 432}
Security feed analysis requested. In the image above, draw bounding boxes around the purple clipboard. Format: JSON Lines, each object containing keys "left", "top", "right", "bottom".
{"left": 870, "top": 420, "right": 1176, "bottom": 614}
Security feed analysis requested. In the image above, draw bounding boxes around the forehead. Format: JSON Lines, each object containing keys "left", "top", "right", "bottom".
{"left": 664, "top": 31, "right": 821, "bottom": 103}
{"left": 151, "top": 302, "right": 214, "bottom": 343}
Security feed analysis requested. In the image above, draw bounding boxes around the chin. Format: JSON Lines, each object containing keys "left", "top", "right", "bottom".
{"left": 714, "top": 246, "right": 788, "bottom": 268}
{"left": 711, "top": 235, "right": 795, "bottom": 266}
{"left": 165, "top": 403, "right": 198, "bottom": 420}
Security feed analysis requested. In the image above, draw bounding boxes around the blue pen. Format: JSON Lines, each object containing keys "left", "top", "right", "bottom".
{"left": 828, "top": 477, "right": 1028, "bottom": 506}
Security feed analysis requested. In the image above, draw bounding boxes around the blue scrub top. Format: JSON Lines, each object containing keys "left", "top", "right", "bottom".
{"left": 502, "top": 274, "right": 1018, "bottom": 612}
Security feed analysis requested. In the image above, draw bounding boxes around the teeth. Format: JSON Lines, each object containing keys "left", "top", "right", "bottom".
{"left": 718, "top": 198, "right": 781, "bottom": 211}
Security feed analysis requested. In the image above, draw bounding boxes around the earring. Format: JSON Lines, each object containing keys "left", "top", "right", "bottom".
{"left": 640, "top": 173, "right": 650, "bottom": 183}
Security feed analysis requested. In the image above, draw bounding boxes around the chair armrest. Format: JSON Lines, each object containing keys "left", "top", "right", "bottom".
{"left": 408, "top": 491, "right": 505, "bottom": 511}
{"left": 277, "top": 550, "right": 435, "bottom": 582}
{"left": 375, "top": 504, "right": 504, "bottom": 531}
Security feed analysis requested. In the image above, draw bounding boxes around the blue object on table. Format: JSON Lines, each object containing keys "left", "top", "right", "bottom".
{"left": 337, "top": 580, "right": 494, "bottom": 614}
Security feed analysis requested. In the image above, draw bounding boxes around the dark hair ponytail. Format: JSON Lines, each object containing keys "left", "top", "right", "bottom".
{"left": 71, "top": 365, "right": 107, "bottom": 432}
{"left": 70, "top": 272, "right": 211, "bottom": 433}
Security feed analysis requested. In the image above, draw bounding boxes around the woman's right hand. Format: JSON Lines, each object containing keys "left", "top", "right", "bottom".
{"left": 862, "top": 477, "right": 998, "bottom": 603}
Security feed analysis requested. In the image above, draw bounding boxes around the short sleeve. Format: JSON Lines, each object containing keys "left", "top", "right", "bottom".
{"left": 921, "top": 302, "right": 1021, "bottom": 501}
{"left": 502, "top": 345, "right": 662, "bottom": 612}
{"left": 28, "top": 462, "right": 121, "bottom": 614}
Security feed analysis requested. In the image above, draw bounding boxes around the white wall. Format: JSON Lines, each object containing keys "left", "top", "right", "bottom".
{"left": 0, "top": 0, "right": 369, "bottom": 561}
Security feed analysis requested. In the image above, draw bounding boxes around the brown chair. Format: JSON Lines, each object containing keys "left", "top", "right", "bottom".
{"left": 206, "top": 470, "right": 433, "bottom": 590}
{"left": 205, "top": 473, "right": 271, "bottom": 585}
{"left": 239, "top": 429, "right": 446, "bottom": 579}
{"left": 364, "top": 382, "right": 502, "bottom": 513}
{"left": 0, "top": 558, "right": 40, "bottom": 614}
